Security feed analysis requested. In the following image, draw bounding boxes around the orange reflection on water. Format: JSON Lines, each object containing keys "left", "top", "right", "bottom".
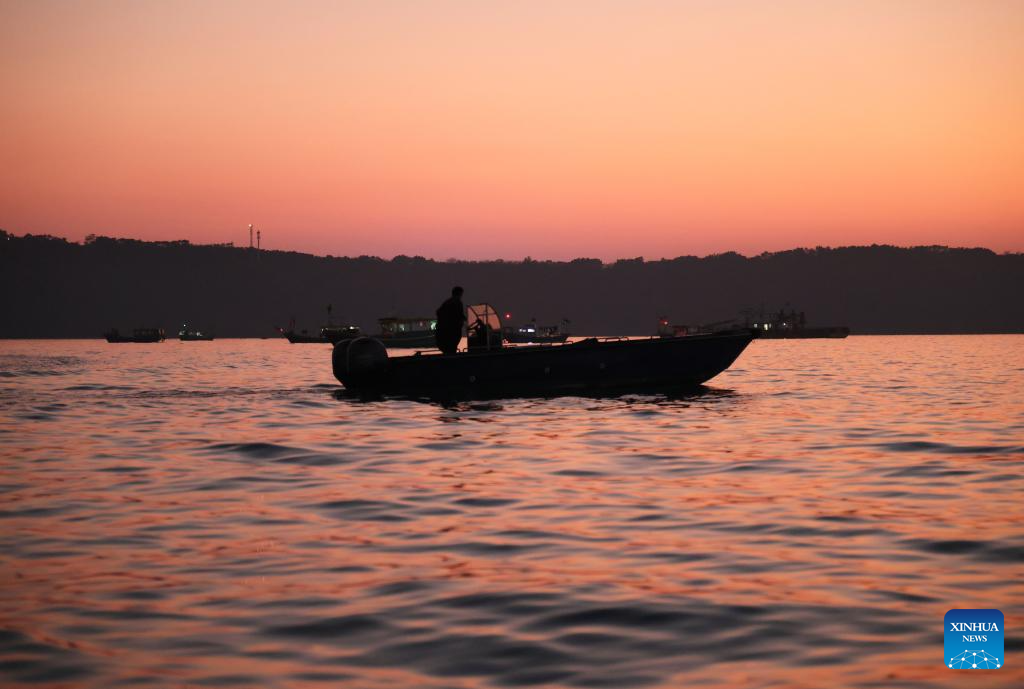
{"left": 0, "top": 336, "right": 1021, "bottom": 687}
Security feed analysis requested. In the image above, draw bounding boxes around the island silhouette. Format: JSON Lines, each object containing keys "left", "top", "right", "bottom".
{"left": 1, "top": 230, "right": 1021, "bottom": 338}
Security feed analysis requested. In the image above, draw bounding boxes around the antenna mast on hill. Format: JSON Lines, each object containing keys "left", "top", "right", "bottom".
{"left": 249, "top": 224, "right": 254, "bottom": 249}
{"left": 257, "top": 229, "right": 261, "bottom": 250}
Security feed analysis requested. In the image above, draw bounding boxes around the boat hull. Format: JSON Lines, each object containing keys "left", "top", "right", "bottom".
{"left": 335, "top": 331, "right": 753, "bottom": 398}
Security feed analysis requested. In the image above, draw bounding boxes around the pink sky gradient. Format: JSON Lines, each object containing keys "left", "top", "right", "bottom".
{"left": 1, "top": 1, "right": 1022, "bottom": 260}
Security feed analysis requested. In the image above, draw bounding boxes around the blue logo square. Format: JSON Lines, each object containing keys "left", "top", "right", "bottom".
{"left": 945, "top": 609, "right": 1003, "bottom": 669}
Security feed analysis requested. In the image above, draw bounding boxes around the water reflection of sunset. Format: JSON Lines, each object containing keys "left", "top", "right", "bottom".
{"left": 0, "top": 336, "right": 1021, "bottom": 686}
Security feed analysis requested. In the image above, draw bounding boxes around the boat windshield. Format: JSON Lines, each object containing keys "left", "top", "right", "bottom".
{"left": 467, "top": 304, "right": 503, "bottom": 351}
{"left": 467, "top": 304, "right": 502, "bottom": 331}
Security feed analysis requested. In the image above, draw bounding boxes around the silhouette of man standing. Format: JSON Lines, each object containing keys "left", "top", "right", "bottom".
{"left": 435, "top": 286, "right": 466, "bottom": 355}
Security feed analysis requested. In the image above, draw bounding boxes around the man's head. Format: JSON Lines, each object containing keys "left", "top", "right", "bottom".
{"left": 452, "top": 286, "right": 464, "bottom": 297}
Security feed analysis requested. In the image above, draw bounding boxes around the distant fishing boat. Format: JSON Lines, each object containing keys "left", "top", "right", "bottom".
{"left": 657, "top": 317, "right": 737, "bottom": 338}
{"left": 280, "top": 305, "right": 360, "bottom": 344}
{"left": 503, "top": 318, "right": 571, "bottom": 344}
{"left": 334, "top": 304, "right": 753, "bottom": 398}
{"left": 375, "top": 317, "right": 437, "bottom": 348}
{"left": 320, "top": 324, "right": 361, "bottom": 343}
{"left": 282, "top": 328, "right": 326, "bottom": 343}
{"left": 281, "top": 325, "right": 361, "bottom": 344}
{"left": 104, "top": 327, "right": 165, "bottom": 343}
{"left": 178, "top": 324, "right": 214, "bottom": 341}
{"left": 749, "top": 308, "right": 849, "bottom": 339}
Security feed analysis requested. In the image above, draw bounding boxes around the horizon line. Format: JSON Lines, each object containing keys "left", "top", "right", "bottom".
{"left": 3, "top": 228, "right": 1020, "bottom": 263}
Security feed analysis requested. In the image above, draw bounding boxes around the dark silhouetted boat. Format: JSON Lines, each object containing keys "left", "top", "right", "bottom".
{"left": 178, "top": 324, "right": 214, "bottom": 341}
{"left": 282, "top": 325, "right": 360, "bottom": 344}
{"left": 334, "top": 304, "right": 753, "bottom": 398}
{"left": 321, "top": 325, "right": 361, "bottom": 343}
{"left": 749, "top": 308, "right": 849, "bottom": 339}
{"left": 283, "top": 329, "right": 325, "bottom": 343}
{"left": 279, "top": 305, "right": 360, "bottom": 344}
{"left": 503, "top": 318, "right": 571, "bottom": 344}
{"left": 656, "top": 317, "right": 736, "bottom": 338}
{"left": 104, "top": 328, "right": 165, "bottom": 343}
{"left": 375, "top": 317, "right": 437, "bottom": 348}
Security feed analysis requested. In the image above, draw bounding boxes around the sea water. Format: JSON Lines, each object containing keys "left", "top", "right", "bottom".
{"left": 0, "top": 336, "right": 1021, "bottom": 688}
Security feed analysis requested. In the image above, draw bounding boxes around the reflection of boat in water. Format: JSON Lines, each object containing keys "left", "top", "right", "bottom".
{"left": 748, "top": 308, "right": 849, "bottom": 339}
{"left": 334, "top": 304, "right": 753, "bottom": 398}
{"left": 376, "top": 317, "right": 437, "bottom": 348}
{"left": 104, "top": 328, "right": 165, "bottom": 343}
{"left": 503, "top": 319, "right": 570, "bottom": 344}
{"left": 279, "top": 305, "right": 360, "bottom": 344}
{"left": 178, "top": 324, "right": 214, "bottom": 341}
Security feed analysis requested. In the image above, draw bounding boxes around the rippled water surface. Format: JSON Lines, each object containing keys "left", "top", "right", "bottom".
{"left": 1, "top": 336, "right": 1022, "bottom": 688}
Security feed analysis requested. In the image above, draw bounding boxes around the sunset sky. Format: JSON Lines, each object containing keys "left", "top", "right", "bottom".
{"left": 1, "top": 1, "right": 1022, "bottom": 260}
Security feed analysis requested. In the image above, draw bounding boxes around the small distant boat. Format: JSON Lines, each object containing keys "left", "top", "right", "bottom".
{"left": 334, "top": 304, "right": 754, "bottom": 398}
{"left": 503, "top": 319, "right": 571, "bottom": 344}
{"left": 657, "top": 317, "right": 737, "bottom": 338}
{"left": 657, "top": 318, "right": 694, "bottom": 338}
{"left": 750, "top": 309, "right": 849, "bottom": 339}
{"left": 179, "top": 324, "right": 214, "bottom": 341}
{"left": 283, "top": 329, "right": 326, "bottom": 343}
{"left": 282, "top": 325, "right": 360, "bottom": 344}
{"left": 104, "top": 327, "right": 165, "bottom": 343}
{"left": 375, "top": 317, "right": 437, "bottom": 348}
{"left": 280, "top": 305, "right": 360, "bottom": 344}
{"left": 321, "top": 325, "right": 361, "bottom": 344}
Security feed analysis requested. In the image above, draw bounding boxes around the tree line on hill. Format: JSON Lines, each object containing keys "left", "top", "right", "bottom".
{"left": 1, "top": 230, "right": 1022, "bottom": 338}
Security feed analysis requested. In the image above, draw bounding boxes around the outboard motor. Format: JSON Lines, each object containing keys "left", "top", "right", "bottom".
{"left": 333, "top": 337, "right": 388, "bottom": 388}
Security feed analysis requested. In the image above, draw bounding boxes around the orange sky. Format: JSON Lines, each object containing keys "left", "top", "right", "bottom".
{"left": 1, "top": 1, "right": 1022, "bottom": 260}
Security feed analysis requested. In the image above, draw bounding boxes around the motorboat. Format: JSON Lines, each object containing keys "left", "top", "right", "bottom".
{"left": 280, "top": 305, "right": 360, "bottom": 344}
{"left": 503, "top": 319, "right": 570, "bottom": 344}
{"left": 749, "top": 308, "right": 849, "bottom": 339}
{"left": 104, "top": 328, "right": 165, "bottom": 343}
{"left": 179, "top": 324, "right": 214, "bottom": 341}
{"left": 375, "top": 316, "right": 437, "bottom": 348}
{"left": 334, "top": 304, "right": 753, "bottom": 398}
{"left": 282, "top": 325, "right": 360, "bottom": 344}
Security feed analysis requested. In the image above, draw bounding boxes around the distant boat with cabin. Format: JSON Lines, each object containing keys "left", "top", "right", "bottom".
{"left": 748, "top": 308, "right": 849, "bottom": 339}
{"left": 375, "top": 317, "right": 437, "bottom": 348}
{"left": 503, "top": 318, "right": 571, "bottom": 344}
{"left": 657, "top": 317, "right": 737, "bottom": 338}
{"left": 104, "top": 327, "right": 165, "bottom": 343}
{"left": 179, "top": 324, "right": 214, "bottom": 341}
{"left": 280, "top": 305, "right": 360, "bottom": 344}
{"left": 281, "top": 324, "right": 361, "bottom": 344}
